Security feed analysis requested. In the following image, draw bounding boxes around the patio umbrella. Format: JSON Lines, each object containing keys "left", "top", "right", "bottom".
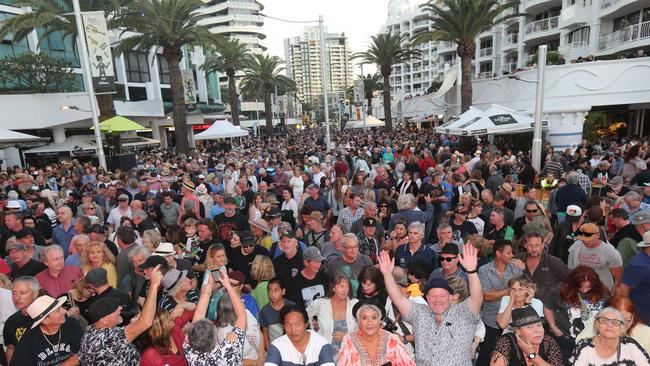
{"left": 94, "top": 116, "right": 145, "bottom": 133}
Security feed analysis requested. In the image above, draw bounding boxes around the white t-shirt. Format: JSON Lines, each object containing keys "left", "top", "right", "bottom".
{"left": 497, "top": 297, "right": 544, "bottom": 333}
{"left": 107, "top": 207, "right": 132, "bottom": 230}
{"left": 290, "top": 176, "right": 304, "bottom": 201}
{"left": 264, "top": 330, "right": 334, "bottom": 366}
{"left": 568, "top": 241, "right": 623, "bottom": 290}
{"left": 0, "top": 288, "right": 17, "bottom": 346}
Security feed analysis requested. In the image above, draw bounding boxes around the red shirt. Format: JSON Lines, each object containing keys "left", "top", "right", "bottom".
{"left": 140, "top": 310, "right": 193, "bottom": 366}
{"left": 0, "top": 257, "right": 10, "bottom": 276}
{"left": 35, "top": 266, "right": 83, "bottom": 297}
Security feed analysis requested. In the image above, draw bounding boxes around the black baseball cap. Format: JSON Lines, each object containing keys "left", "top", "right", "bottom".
{"left": 363, "top": 217, "right": 377, "bottom": 227}
{"left": 423, "top": 277, "right": 454, "bottom": 295}
{"left": 88, "top": 224, "right": 106, "bottom": 235}
{"left": 138, "top": 255, "right": 169, "bottom": 271}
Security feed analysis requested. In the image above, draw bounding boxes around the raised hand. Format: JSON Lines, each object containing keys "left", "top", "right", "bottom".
{"left": 219, "top": 270, "right": 233, "bottom": 290}
{"left": 459, "top": 244, "right": 478, "bottom": 272}
{"left": 150, "top": 265, "right": 164, "bottom": 286}
{"left": 378, "top": 250, "right": 394, "bottom": 275}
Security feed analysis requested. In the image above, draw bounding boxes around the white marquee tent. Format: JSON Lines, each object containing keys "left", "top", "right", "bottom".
{"left": 25, "top": 135, "right": 97, "bottom": 154}
{"left": 435, "top": 104, "right": 546, "bottom": 136}
{"left": 346, "top": 115, "right": 386, "bottom": 129}
{"left": 194, "top": 120, "right": 249, "bottom": 140}
{"left": 0, "top": 129, "right": 43, "bottom": 143}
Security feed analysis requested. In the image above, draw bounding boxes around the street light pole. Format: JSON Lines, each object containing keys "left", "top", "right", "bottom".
{"left": 319, "top": 15, "right": 332, "bottom": 151}
{"left": 532, "top": 45, "right": 546, "bottom": 172}
{"left": 72, "top": 0, "right": 107, "bottom": 170}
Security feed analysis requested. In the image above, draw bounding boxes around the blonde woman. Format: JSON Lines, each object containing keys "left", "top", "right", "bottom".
{"left": 80, "top": 241, "right": 117, "bottom": 287}
{"left": 496, "top": 275, "right": 544, "bottom": 333}
{"left": 250, "top": 255, "right": 275, "bottom": 309}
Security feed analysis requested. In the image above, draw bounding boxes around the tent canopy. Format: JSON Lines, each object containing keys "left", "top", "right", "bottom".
{"left": 346, "top": 115, "right": 385, "bottom": 129}
{"left": 194, "top": 120, "right": 249, "bottom": 140}
{"left": 435, "top": 104, "right": 546, "bottom": 136}
{"left": 25, "top": 135, "right": 96, "bottom": 154}
{"left": 95, "top": 116, "right": 145, "bottom": 133}
{"left": 431, "top": 67, "right": 457, "bottom": 99}
{"left": 0, "top": 129, "right": 43, "bottom": 143}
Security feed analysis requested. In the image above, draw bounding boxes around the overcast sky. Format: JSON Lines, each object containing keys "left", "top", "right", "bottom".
{"left": 261, "top": 0, "right": 396, "bottom": 75}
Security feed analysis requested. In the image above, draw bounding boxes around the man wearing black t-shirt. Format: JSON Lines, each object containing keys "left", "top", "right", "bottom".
{"left": 7, "top": 243, "right": 45, "bottom": 280}
{"left": 286, "top": 247, "right": 330, "bottom": 309}
{"left": 228, "top": 231, "right": 269, "bottom": 287}
{"left": 214, "top": 196, "right": 250, "bottom": 244}
{"left": 12, "top": 295, "right": 83, "bottom": 366}
{"left": 237, "top": 179, "right": 256, "bottom": 215}
{"left": 273, "top": 232, "right": 304, "bottom": 286}
{"left": 449, "top": 206, "right": 477, "bottom": 245}
{"left": 3, "top": 277, "right": 39, "bottom": 364}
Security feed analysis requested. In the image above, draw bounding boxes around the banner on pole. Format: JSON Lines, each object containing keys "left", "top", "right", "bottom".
{"left": 181, "top": 70, "right": 197, "bottom": 104}
{"left": 353, "top": 79, "right": 364, "bottom": 106}
{"left": 81, "top": 11, "right": 115, "bottom": 91}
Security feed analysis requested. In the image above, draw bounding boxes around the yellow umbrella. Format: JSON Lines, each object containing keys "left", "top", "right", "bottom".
{"left": 93, "top": 116, "right": 145, "bottom": 133}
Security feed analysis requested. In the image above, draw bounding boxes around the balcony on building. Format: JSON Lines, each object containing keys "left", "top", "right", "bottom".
{"left": 598, "top": 20, "right": 650, "bottom": 54}
{"left": 600, "top": 0, "right": 642, "bottom": 18}
{"left": 437, "top": 41, "right": 456, "bottom": 55}
{"left": 559, "top": 0, "right": 591, "bottom": 30}
{"left": 525, "top": 0, "right": 562, "bottom": 15}
{"left": 524, "top": 15, "right": 560, "bottom": 41}
{"left": 479, "top": 46, "right": 493, "bottom": 59}
{"left": 561, "top": 26, "right": 591, "bottom": 60}
{"left": 503, "top": 32, "right": 520, "bottom": 51}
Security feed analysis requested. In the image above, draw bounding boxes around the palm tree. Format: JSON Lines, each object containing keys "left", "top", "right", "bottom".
{"left": 0, "top": 0, "right": 128, "bottom": 121}
{"left": 112, "top": 0, "right": 218, "bottom": 154}
{"left": 202, "top": 38, "right": 252, "bottom": 126}
{"left": 239, "top": 54, "right": 295, "bottom": 136}
{"left": 413, "top": 0, "right": 520, "bottom": 112}
{"left": 352, "top": 33, "right": 420, "bottom": 130}
{"left": 361, "top": 73, "right": 383, "bottom": 116}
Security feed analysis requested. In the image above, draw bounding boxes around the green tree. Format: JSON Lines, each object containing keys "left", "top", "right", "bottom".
{"left": 112, "top": 0, "right": 219, "bottom": 154}
{"left": 361, "top": 73, "right": 383, "bottom": 116}
{"left": 0, "top": 0, "right": 127, "bottom": 120}
{"left": 427, "top": 80, "right": 442, "bottom": 94}
{"left": 202, "top": 38, "right": 252, "bottom": 126}
{"left": 239, "top": 54, "right": 295, "bottom": 136}
{"left": 0, "top": 53, "right": 78, "bottom": 93}
{"left": 413, "top": 0, "right": 519, "bottom": 112}
{"left": 352, "top": 32, "right": 420, "bottom": 130}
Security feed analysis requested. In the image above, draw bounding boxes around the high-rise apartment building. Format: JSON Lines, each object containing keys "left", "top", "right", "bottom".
{"left": 383, "top": 0, "right": 650, "bottom": 96}
{"left": 284, "top": 26, "right": 354, "bottom": 105}
{"left": 198, "top": 0, "right": 267, "bottom": 53}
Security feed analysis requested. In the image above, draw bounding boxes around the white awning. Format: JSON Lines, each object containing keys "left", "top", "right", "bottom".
{"left": 0, "top": 129, "right": 43, "bottom": 143}
{"left": 435, "top": 104, "right": 547, "bottom": 136}
{"left": 346, "top": 115, "right": 385, "bottom": 129}
{"left": 194, "top": 120, "right": 249, "bottom": 140}
{"left": 25, "top": 135, "right": 96, "bottom": 154}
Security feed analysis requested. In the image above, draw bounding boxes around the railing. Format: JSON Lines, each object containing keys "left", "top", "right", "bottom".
{"left": 598, "top": 21, "right": 650, "bottom": 51}
{"left": 525, "top": 16, "right": 560, "bottom": 35}
{"left": 477, "top": 71, "right": 494, "bottom": 79}
{"left": 504, "top": 33, "right": 519, "bottom": 46}
{"left": 600, "top": 0, "right": 620, "bottom": 9}
{"left": 479, "top": 47, "right": 493, "bottom": 57}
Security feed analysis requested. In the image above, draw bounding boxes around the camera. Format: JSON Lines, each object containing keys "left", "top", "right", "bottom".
{"left": 382, "top": 318, "right": 399, "bottom": 333}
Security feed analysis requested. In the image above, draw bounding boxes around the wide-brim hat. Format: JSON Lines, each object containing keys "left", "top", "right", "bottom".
{"left": 153, "top": 242, "right": 175, "bottom": 256}
{"left": 196, "top": 183, "right": 208, "bottom": 195}
{"left": 182, "top": 180, "right": 196, "bottom": 191}
{"left": 249, "top": 219, "right": 271, "bottom": 234}
{"left": 352, "top": 298, "right": 386, "bottom": 321}
{"left": 27, "top": 295, "right": 67, "bottom": 329}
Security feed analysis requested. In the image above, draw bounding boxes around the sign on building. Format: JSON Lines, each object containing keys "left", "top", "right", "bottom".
{"left": 81, "top": 11, "right": 115, "bottom": 91}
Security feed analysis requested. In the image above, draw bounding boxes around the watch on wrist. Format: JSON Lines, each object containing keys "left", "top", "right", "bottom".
{"left": 527, "top": 353, "right": 537, "bottom": 360}
{"left": 466, "top": 269, "right": 478, "bottom": 274}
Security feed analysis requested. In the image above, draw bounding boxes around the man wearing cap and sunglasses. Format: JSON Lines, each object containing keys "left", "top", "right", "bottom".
{"left": 107, "top": 193, "right": 132, "bottom": 234}
{"left": 11, "top": 294, "right": 84, "bottom": 366}
{"left": 568, "top": 223, "right": 624, "bottom": 292}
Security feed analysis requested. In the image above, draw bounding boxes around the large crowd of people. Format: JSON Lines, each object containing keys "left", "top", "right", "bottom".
{"left": 0, "top": 126, "right": 648, "bottom": 365}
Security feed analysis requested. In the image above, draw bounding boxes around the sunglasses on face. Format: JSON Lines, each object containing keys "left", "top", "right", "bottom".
{"left": 576, "top": 231, "right": 598, "bottom": 237}
{"left": 525, "top": 209, "right": 538, "bottom": 213}
{"left": 439, "top": 256, "right": 457, "bottom": 262}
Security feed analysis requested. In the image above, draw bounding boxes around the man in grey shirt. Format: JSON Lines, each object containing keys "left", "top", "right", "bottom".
{"left": 324, "top": 234, "right": 372, "bottom": 294}
{"left": 378, "top": 243, "right": 483, "bottom": 366}
{"left": 476, "top": 239, "right": 523, "bottom": 366}
{"left": 158, "top": 192, "right": 180, "bottom": 228}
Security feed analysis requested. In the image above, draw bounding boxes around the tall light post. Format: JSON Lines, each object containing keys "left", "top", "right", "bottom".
{"left": 508, "top": 45, "right": 546, "bottom": 172}
{"left": 256, "top": 12, "right": 331, "bottom": 150}
{"left": 72, "top": 0, "right": 107, "bottom": 170}
{"left": 532, "top": 45, "right": 547, "bottom": 173}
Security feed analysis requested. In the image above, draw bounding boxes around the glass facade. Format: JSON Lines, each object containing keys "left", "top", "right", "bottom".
{"left": 157, "top": 55, "right": 170, "bottom": 84}
{"left": 125, "top": 51, "right": 151, "bottom": 83}
{"left": 0, "top": 12, "right": 31, "bottom": 59}
{"left": 38, "top": 30, "right": 80, "bottom": 68}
